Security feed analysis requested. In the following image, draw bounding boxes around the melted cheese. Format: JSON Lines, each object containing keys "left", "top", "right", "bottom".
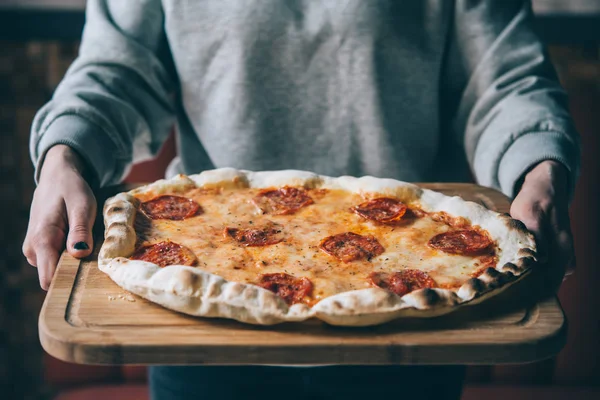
{"left": 134, "top": 187, "right": 496, "bottom": 304}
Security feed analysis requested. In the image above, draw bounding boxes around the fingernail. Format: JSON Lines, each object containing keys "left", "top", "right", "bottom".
{"left": 74, "top": 242, "right": 89, "bottom": 250}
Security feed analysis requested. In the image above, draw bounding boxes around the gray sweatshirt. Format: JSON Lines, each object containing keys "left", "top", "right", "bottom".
{"left": 31, "top": 0, "right": 580, "bottom": 198}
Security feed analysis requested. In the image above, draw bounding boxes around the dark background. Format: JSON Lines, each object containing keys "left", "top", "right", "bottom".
{"left": 0, "top": 1, "right": 599, "bottom": 399}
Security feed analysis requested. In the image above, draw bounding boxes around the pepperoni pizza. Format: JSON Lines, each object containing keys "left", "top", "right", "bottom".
{"left": 98, "top": 169, "right": 537, "bottom": 326}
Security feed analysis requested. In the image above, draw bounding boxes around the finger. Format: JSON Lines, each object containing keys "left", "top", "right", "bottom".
{"left": 30, "top": 223, "right": 66, "bottom": 290}
{"left": 547, "top": 205, "right": 576, "bottom": 272}
{"left": 37, "top": 245, "right": 61, "bottom": 291}
{"left": 25, "top": 190, "right": 67, "bottom": 282}
{"left": 32, "top": 226, "right": 64, "bottom": 291}
{"left": 555, "top": 228, "right": 576, "bottom": 278}
{"left": 533, "top": 225, "right": 549, "bottom": 264}
{"left": 65, "top": 199, "right": 96, "bottom": 258}
{"left": 23, "top": 200, "right": 43, "bottom": 267}
{"left": 540, "top": 213, "right": 573, "bottom": 292}
{"left": 22, "top": 240, "right": 38, "bottom": 267}
{"left": 25, "top": 256, "right": 37, "bottom": 268}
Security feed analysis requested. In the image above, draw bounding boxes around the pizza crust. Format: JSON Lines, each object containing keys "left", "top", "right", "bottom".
{"left": 98, "top": 168, "right": 537, "bottom": 326}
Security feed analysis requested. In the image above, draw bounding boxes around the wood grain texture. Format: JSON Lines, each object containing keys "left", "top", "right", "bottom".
{"left": 38, "top": 184, "right": 566, "bottom": 365}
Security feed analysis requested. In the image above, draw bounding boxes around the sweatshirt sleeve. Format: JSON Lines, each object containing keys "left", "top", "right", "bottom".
{"left": 30, "top": 0, "right": 176, "bottom": 187}
{"left": 444, "top": 0, "right": 581, "bottom": 198}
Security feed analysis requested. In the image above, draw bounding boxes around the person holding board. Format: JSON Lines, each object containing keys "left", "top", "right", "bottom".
{"left": 24, "top": 1, "right": 579, "bottom": 399}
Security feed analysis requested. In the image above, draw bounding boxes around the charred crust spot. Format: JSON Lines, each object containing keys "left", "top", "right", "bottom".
{"left": 516, "top": 256, "right": 536, "bottom": 269}
{"left": 232, "top": 175, "right": 250, "bottom": 188}
{"left": 129, "top": 197, "right": 141, "bottom": 207}
{"left": 229, "top": 283, "right": 245, "bottom": 295}
{"left": 104, "top": 236, "right": 118, "bottom": 244}
{"left": 304, "top": 178, "right": 324, "bottom": 189}
{"left": 205, "top": 282, "right": 222, "bottom": 297}
{"left": 481, "top": 267, "right": 505, "bottom": 288}
{"left": 106, "top": 206, "right": 125, "bottom": 215}
{"left": 417, "top": 288, "right": 440, "bottom": 305}
{"left": 465, "top": 278, "right": 485, "bottom": 293}
{"left": 484, "top": 267, "right": 501, "bottom": 278}
{"left": 502, "top": 262, "right": 520, "bottom": 275}
{"left": 189, "top": 272, "right": 200, "bottom": 285}
{"left": 108, "top": 221, "right": 129, "bottom": 230}
{"left": 518, "top": 248, "right": 536, "bottom": 259}
{"left": 504, "top": 217, "right": 529, "bottom": 234}
{"left": 243, "top": 287, "right": 257, "bottom": 300}
{"left": 178, "top": 270, "right": 199, "bottom": 287}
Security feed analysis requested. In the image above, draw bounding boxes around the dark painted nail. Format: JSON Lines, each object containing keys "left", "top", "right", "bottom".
{"left": 74, "top": 242, "right": 89, "bottom": 250}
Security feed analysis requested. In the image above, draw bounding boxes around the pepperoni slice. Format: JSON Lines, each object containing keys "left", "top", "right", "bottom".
{"left": 428, "top": 229, "right": 492, "bottom": 255}
{"left": 253, "top": 187, "right": 314, "bottom": 215}
{"left": 319, "top": 232, "right": 384, "bottom": 262}
{"left": 141, "top": 195, "right": 201, "bottom": 220}
{"left": 370, "top": 270, "right": 436, "bottom": 296}
{"left": 351, "top": 197, "right": 408, "bottom": 223}
{"left": 256, "top": 273, "right": 312, "bottom": 305}
{"left": 225, "top": 223, "right": 284, "bottom": 246}
{"left": 131, "top": 241, "right": 197, "bottom": 267}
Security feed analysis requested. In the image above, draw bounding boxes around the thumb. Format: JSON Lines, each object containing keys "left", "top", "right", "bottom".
{"left": 66, "top": 199, "right": 97, "bottom": 258}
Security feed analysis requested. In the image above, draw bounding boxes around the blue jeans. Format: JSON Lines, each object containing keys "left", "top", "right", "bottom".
{"left": 149, "top": 365, "right": 465, "bottom": 400}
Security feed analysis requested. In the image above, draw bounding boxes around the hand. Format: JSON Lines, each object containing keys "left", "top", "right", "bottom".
{"left": 510, "top": 160, "right": 575, "bottom": 295}
{"left": 22, "top": 145, "right": 97, "bottom": 290}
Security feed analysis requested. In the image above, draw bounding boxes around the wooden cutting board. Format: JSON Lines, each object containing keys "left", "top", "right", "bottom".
{"left": 39, "top": 183, "right": 566, "bottom": 365}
